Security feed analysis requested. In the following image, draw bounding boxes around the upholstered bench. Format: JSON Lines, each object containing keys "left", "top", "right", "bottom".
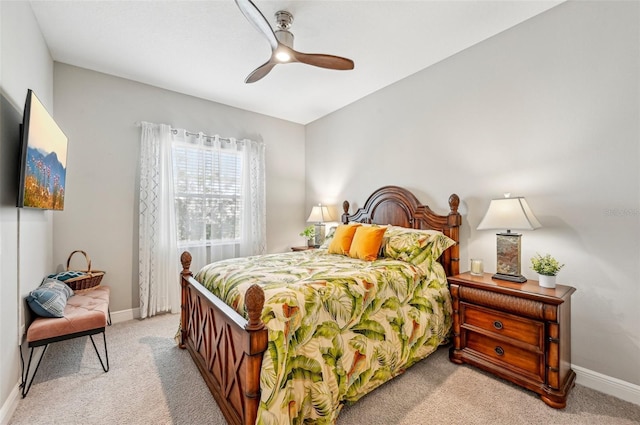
{"left": 21, "top": 286, "right": 111, "bottom": 397}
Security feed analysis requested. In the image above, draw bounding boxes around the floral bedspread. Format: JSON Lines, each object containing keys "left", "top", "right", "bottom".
{"left": 195, "top": 249, "right": 452, "bottom": 425}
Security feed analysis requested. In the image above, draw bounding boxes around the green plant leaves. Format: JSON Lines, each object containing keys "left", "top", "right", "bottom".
{"left": 530, "top": 253, "right": 564, "bottom": 276}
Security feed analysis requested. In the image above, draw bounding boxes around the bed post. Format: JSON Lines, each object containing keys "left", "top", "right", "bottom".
{"left": 179, "top": 251, "right": 192, "bottom": 349}
{"left": 447, "top": 194, "right": 462, "bottom": 276}
{"left": 341, "top": 200, "right": 350, "bottom": 224}
{"left": 244, "top": 284, "right": 267, "bottom": 425}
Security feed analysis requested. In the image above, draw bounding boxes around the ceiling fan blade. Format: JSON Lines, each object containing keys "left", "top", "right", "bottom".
{"left": 245, "top": 60, "right": 278, "bottom": 83}
{"left": 235, "top": 0, "right": 278, "bottom": 51}
{"left": 291, "top": 52, "right": 354, "bottom": 71}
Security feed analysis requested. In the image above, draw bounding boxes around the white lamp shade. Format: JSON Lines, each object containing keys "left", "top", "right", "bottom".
{"left": 477, "top": 197, "right": 541, "bottom": 231}
{"left": 307, "top": 204, "right": 333, "bottom": 223}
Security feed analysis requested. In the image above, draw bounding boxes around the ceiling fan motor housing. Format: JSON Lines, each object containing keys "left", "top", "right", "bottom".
{"left": 275, "top": 30, "right": 294, "bottom": 48}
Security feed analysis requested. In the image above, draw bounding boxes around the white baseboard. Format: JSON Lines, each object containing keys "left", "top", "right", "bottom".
{"left": 0, "top": 384, "right": 20, "bottom": 425}
{"left": 109, "top": 307, "right": 140, "bottom": 324}
{"left": 574, "top": 365, "right": 640, "bottom": 406}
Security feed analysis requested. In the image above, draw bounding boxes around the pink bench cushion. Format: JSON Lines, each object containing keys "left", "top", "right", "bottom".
{"left": 27, "top": 286, "right": 110, "bottom": 343}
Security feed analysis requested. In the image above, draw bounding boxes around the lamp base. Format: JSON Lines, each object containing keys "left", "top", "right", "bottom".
{"left": 313, "top": 223, "right": 326, "bottom": 248}
{"left": 492, "top": 273, "right": 527, "bottom": 283}
{"left": 495, "top": 232, "right": 525, "bottom": 279}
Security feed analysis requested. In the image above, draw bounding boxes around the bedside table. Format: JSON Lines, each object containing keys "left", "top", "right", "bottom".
{"left": 291, "top": 246, "right": 316, "bottom": 252}
{"left": 448, "top": 272, "right": 576, "bottom": 408}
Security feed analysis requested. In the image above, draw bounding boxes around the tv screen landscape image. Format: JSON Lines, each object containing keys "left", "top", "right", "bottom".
{"left": 18, "top": 90, "right": 68, "bottom": 211}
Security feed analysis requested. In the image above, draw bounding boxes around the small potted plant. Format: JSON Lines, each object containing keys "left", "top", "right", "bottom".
{"left": 300, "top": 225, "right": 315, "bottom": 247}
{"left": 530, "top": 253, "right": 564, "bottom": 288}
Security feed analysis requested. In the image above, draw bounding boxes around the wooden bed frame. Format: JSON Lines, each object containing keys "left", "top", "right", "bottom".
{"left": 178, "top": 186, "right": 461, "bottom": 425}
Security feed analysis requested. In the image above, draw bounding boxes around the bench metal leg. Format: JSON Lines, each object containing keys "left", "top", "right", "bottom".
{"left": 20, "top": 330, "right": 109, "bottom": 397}
{"left": 20, "top": 344, "right": 49, "bottom": 398}
{"left": 89, "top": 331, "right": 109, "bottom": 372}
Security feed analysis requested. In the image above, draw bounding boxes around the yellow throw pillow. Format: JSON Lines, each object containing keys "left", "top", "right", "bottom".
{"left": 348, "top": 225, "right": 387, "bottom": 261}
{"left": 327, "top": 224, "right": 362, "bottom": 255}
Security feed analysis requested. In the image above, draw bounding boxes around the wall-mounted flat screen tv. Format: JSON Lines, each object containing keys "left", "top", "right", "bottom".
{"left": 17, "top": 89, "right": 68, "bottom": 211}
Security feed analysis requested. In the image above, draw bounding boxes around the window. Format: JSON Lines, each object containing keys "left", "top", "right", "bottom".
{"left": 172, "top": 140, "right": 243, "bottom": 248}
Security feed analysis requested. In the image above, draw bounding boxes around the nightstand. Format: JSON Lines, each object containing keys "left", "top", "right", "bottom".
{"left": 448, "top": 272, "right": 576, "bottom": 408}
{"left": 291, "top": 246, "right": 316, "bottom": 252}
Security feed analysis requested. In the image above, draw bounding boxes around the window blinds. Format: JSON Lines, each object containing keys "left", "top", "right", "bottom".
{"left": 172, "top": 141, "right": 243, "bottom": 246}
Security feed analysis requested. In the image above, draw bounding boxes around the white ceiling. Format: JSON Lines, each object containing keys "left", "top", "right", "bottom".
{"left": 29, "top": 1, "right": 563, "bottom": 125}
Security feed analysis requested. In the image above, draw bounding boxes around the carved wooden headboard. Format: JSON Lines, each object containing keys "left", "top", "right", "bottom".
{"left": 341, "top": 186, "right": 461, "bottom": 276}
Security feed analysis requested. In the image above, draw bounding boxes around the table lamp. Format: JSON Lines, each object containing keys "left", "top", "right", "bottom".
{"left": 307, "top": 204, "right": 333, "bottom": 247}
{"left": 477, "top": 194, "right": 541, "bottom": 282}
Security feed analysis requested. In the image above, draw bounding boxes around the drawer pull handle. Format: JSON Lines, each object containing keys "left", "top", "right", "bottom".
{"left": 494, "top": 346, "right": 505, "bottom": 356}
{"left": 493, "top": 321, "right": 503, "bottom": 330}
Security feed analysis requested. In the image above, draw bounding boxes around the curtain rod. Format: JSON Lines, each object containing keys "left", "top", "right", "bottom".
{"left": 135, "top": 121, "right": 232, "bottom": 143}
{"left": 171, "top": 129, "right": 232, "bottom": 143}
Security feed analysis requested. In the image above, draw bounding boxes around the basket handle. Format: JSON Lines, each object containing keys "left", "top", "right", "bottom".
{"left": 66, "top": 250, "right": 92, "bottom": 273}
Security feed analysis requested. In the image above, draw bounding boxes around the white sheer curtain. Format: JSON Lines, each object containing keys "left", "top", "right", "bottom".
{"left": 138, "top": 122, "right": 266, "bottom": 318}
{"left": 239, "top": 135, "right": 267, "bottom": 257}
{"left": 138, "top": 122, "right": 180, "bottom": 318}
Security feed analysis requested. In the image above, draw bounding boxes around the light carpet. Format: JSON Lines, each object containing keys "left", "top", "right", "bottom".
{"left": 10, "top": 313, "right": 640, "bottom": 424}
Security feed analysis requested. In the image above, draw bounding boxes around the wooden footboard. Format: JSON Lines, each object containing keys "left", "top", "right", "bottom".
{"left": 179, "top": 252, "right": 267, "bottom": 425}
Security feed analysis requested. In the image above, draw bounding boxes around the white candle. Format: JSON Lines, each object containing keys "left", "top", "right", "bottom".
{"left": 470, "top": 259, "right": 483, "bottom": 276}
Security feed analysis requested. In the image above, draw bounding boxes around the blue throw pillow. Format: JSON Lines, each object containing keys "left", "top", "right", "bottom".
{"left": 27, "top": 278, "right": 74, "bottom": 318}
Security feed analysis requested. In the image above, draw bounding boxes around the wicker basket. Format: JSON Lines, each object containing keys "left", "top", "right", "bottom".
{"left": 63, "top": 250, "right": 105, "bottom": 291}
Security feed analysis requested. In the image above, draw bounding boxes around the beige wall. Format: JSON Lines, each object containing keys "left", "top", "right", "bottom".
{"left": 306, "top": 1, "right": 639, "bottom": 386}
{"left": 52, "top": 64, "right": 306, "bottom": 314}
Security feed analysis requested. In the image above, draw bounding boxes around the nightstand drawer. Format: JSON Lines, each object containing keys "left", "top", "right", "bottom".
{"left": 466, "top": 331, "right": 544, "bottom": 382}
{"left": 461, "top": 303, "right": 544, "bottom": 350}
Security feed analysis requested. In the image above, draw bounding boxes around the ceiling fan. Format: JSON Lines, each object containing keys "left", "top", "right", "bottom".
{"left": 235, "top": 0, "right": 355, "bottom": 83}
